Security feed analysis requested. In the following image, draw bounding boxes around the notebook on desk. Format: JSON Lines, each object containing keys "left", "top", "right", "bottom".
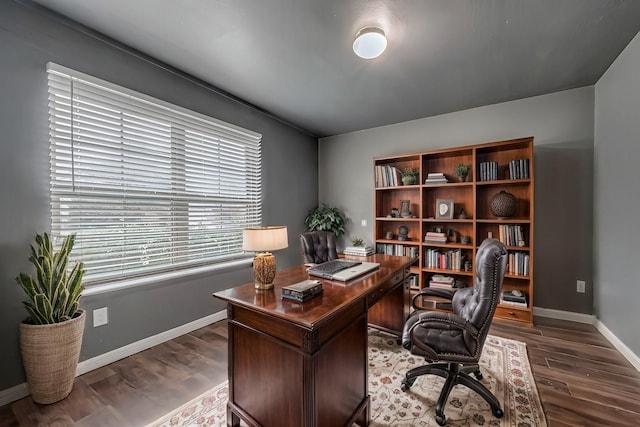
{"left": 307, "top": 259, "right": 380, "bottom": 281}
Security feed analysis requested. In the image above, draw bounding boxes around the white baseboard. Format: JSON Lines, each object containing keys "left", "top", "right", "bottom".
{"left": 0, "top": 383, "right": 29, "bottom": 410}
{"left": 533, "top": 306, "right": 597, "bottom": 324}
{"left": 593, "top": 319, "right": 640, "bottom": 372}
{"left": 0, "top": 310, "right": 226, "bottom": 408}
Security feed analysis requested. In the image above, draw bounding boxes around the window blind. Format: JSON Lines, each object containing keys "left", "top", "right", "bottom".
{"left": 47, "top": 63, "right": 262, "bottom": 285}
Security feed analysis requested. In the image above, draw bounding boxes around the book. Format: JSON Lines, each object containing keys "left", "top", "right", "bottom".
{"left": 282, "top": 280, "right": 323, "bottom": 301}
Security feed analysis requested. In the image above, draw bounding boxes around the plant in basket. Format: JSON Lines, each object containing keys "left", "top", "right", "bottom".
{"left": 17, "top": 232, "right": 85, "bottom": 404}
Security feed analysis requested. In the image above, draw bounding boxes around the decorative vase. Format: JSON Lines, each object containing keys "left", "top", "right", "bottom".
{"left": 490, "top": 190, "right": 517, "bottom": 218}
{"left": 20, "top": 310, "right": 86, "bottom": 404}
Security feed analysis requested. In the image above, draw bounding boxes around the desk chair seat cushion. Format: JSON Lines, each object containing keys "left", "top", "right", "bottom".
{"left": 299, "top": 231, "right": 338, "bottom": 264}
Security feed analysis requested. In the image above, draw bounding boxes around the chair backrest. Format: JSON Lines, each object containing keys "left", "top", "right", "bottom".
{"left": 299, "top": 231, "right": 339, "bottom": 264}
{"left": 452, "top": 238, "right": 507, "bottom": 351}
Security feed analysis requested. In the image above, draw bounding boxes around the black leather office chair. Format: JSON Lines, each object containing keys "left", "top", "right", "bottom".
{"left": 401, "top": 238, "right": 508, "bottom": 426}
{"left": 299, "top": 231, "right": 339, "bottom": 264}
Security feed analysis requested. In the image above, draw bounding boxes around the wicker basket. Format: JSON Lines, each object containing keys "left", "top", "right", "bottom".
{"left": 19, "top": 310, "right": 86, "bottom": 404}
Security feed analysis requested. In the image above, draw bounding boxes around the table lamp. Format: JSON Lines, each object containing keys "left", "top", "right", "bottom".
{"left": 242, "top": 226, "right": 288, "bottom": 290}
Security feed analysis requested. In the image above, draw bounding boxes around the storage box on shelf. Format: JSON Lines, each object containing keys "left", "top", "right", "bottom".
{"left": 373, "top": 137, "right": 534, "bottom": 325}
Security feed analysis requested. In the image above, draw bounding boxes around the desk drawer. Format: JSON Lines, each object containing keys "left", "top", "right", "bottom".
{"left": 495, "top": 306, "right": 531, "bottom": 322}
{"left": 367, "top": 269, "right": 405, "bottom": 307}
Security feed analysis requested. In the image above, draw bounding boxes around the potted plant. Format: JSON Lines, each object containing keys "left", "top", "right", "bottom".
{"left": 400, "top": 168, "right": 419, "bottom": 185}
{"left": 17, "top": 232, "right": 86, "bottom": 404}
{"left": 305, "top": 204, "right": 346, "bottom": 237}
{"left": 350, "top": 237, "right": 364, "bottom": 247}
{"left": 455, "top": 163, "right": 470, "bottom": 182}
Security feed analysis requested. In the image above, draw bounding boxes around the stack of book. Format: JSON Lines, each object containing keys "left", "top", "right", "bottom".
{"left": 508, "top": 158, "right": 530, "bottom": 179}
{"left": 479, "top": 161, "right": 499, "bottom": 181}
{"left": 343, "top": 245, "right": 374, "bottom": 257}
{"left": 282, "top": 280, "right": 323, "bottom": 302}
{"left": 429, "top": 274, "right": 454, "bottom": 289}
{"left": 500, "top": 290, "right": 528, "bottom": 307}
{"left": 424, "top": 172, "right": 448, "bottom": 184}
{"left": 424, "top": 231, "right": 447, "bottom": 243}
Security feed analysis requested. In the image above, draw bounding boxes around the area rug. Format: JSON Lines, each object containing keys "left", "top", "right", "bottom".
{"left": 147, "top": 331, "right": 546, "bottom": 427}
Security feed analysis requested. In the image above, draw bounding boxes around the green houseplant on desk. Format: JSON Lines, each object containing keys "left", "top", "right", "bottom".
{"left": 16, "top": 232, "right": 86, "bottom": 404}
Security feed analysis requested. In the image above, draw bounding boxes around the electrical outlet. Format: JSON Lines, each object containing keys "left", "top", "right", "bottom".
{"left": 93, "top": 307, "right": 109, "bottom": 327}
{"left": 576, "top": 280, "right": 586, "bottom": 293}
{"left": 361, "top": 219, "right": 367, "bottom": 227}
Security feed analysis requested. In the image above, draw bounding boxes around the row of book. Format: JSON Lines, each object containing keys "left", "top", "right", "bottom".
{"left": 509, "top": 158, "right": 530, "bottom": 179}
{"left": 374, "top": 165, "right": 400, "bottom": 187}
{"left": 376, "top": 243, "right": 419, "bottom": 257}
{"left": 498, "top": 224, "right": 526, "bottom": 247}
{"left": 479, "top": 161, "right": 499, "bottom": 181}
{"left": 507, "top": 251, "right": 530, "bottom": 276}
{"left": 408, "top": 274, "right": 420, "bottom": 290}
{"left": 343, "top": 245, "right": 374, "bottom": 257}
{"left": 424, "top": 231, "right": 447, "bottom": 243}
{"left": 424, "top": 248, "right": 464, "bottom": 270}
{"left": 424, "top": 172, "right": 448, "bottom": 184}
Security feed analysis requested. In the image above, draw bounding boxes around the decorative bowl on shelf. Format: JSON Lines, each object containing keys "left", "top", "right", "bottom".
{"left": 490, "top": 190, "right": 516, "bottom": 218}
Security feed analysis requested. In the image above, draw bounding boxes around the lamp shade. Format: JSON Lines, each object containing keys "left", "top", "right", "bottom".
{"left": 243, "top": 226, "right": 288, "bottom": 252}
{"left": 353, "top": 27, "right": 387, "bottom": 59}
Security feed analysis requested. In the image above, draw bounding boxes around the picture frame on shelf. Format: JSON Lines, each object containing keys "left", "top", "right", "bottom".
{"left": 435, "top": 199, "right": 454, "bottom": 219}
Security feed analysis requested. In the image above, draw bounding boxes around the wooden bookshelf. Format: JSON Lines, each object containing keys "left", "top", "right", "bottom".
{"left": 373, "top": 137, "right": 535, "bottom": 325}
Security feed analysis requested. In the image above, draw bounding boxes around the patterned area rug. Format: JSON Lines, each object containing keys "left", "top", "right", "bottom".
{"left": 147, "top": 331, "right": 547, "bottom": 427}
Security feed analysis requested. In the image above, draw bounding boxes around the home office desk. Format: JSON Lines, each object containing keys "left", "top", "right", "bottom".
{"left": 213, "top": 254, "right": 414, "bottom": 427}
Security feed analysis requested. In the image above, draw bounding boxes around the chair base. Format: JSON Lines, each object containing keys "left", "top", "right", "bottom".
{"left": 401, "top": 362, "right": 503, "bottom": 426}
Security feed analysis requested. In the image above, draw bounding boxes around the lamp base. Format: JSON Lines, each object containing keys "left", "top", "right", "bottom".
{"left": 253, "top": 252, "right": 276, "bottom": 290}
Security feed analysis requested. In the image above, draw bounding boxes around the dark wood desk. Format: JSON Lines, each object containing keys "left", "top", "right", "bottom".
{"left": 213, "top": 254, "right": 413, "bottom": 427}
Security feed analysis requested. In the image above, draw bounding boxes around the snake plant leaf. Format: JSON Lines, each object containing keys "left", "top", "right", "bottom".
{"left": 33, "top": 293, "right": 54, "bottom": 324}
{"left": 22, "top": 302, "right": 44, "bottom": 325}
{"left": 17, "top": 232, "right": 84, "bottom": 324}
{"left": 16, "top": 273, "right": 37, "bottom": 300}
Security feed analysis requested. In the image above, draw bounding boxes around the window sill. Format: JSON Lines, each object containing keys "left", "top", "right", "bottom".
{"left": 81, "top": 257, "right": 254, "bottom": 297}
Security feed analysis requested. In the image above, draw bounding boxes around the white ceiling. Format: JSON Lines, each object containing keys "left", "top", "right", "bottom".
{"left": 34, "top": 0, "right": 640, "bottom": 137}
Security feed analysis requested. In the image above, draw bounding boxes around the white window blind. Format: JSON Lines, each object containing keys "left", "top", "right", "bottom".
{"left": 47, "top": 63, "right": 262, "bottom": 286}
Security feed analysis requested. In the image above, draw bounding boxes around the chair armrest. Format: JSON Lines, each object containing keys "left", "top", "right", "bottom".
{"left": 411, "top": 287, "right": 456, "bottom": 310}
{"left": 411, "top": 310, "right": 479, "bottom": 337}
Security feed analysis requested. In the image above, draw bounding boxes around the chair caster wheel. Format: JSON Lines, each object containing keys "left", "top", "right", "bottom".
{"left": 492, "top": 408, "right": 504, "bottom": 418}
{"left": 400, "top": 378, "right": 415, "bottom": 392}
{"left": 473, "top": 370, "right": 483, "bottom": 380}
{"left": 435, "top": 414, "right": 446, "bottom": 426}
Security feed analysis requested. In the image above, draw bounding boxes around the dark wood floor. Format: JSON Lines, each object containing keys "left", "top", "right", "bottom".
{"left": 1, "top": 316, "right": 639, "bottom": 426}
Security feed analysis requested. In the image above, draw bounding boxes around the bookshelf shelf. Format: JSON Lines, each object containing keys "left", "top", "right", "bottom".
{"left": 373, "top": 137, "right": 535, "bottom": 325}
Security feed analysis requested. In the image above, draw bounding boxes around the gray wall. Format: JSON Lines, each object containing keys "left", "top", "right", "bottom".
{"left": 594, "top": 31, "right": 640, "bottom": 355}
{"left": 319, "top": 87, "right": 594, "bottom": 315}
{"left": 0, "top": 1, "right": 317, "bottom": 391}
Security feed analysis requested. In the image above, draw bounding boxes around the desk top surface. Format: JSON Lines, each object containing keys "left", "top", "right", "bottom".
{"left": 213, "top": 254, "right": 414, "bottom": 328}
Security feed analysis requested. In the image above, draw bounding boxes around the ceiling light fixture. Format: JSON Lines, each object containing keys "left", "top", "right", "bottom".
{"left": 353, "top": 27, "right": 387, "bottom": 59}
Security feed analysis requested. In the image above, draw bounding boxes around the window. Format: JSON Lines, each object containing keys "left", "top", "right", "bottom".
{"left": 47, "top": 63, "right": 262, "bottom": 286}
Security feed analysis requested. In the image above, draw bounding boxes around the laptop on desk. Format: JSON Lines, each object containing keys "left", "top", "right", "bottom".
{"left": 307, "top": 259, "right": 380, "bottom": 281}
